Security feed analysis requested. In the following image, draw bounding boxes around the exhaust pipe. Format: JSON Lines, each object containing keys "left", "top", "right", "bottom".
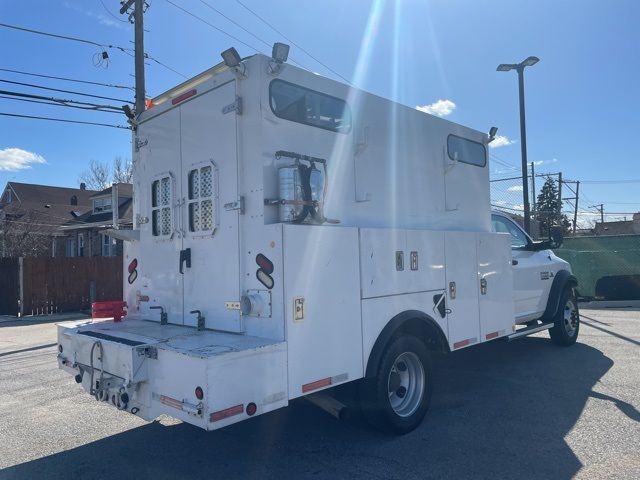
{"left": 304, "top": 392, "right": 350, "bottom": 421}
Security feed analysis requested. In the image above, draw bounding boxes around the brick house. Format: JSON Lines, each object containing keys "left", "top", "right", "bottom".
{"left": 56, "top": 183, "right": 133, "bottom": 257}
{"left": 0, "top": 181, "right": 97, "bottom": 257}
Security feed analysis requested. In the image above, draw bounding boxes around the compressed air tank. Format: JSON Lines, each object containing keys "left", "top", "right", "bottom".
{"left": 278, "top": 165, "right": 304, "bottom": 222}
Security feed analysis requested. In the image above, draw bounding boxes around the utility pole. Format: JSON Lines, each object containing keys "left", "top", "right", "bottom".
{"left": 590, "top": 204, "right": 604, "bottom": 225}
{"left": 557, "top": 171, "right": 563, "bottom": 219}
{"left": 121, "top": 0, "right": 146, "bottom": 116}
{"left": 530, "top": 162, "right": 536, "bottom": 218}
{"left": 573, "top": 181, "right": 579, "bottom": 235}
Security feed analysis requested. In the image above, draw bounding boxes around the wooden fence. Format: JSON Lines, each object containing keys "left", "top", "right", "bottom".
{"left": 0, "top": 257, "right": 122, "bottom": 316}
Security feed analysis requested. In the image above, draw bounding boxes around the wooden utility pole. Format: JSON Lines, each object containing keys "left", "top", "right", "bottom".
{"left": 573, "top": 181, "right": 579, "bottom": 235}
{"left": 120, "top": 0, "right": 146, "bottom": 116}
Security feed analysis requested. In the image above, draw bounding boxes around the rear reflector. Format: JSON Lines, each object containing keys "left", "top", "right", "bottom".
{"left": 486, "top": 331, "right": 499, "bottom": 340}
{"left": 128, "top": 258, "right": 138, "bottom": 274}
{"left": 453, "top": 339, "right": 471, "bottom": 349}
{"left": 171, "top": 89, "right": 197, "bottom": 105}
{"left": 255, "top": 254, "right": 274, "bottom": 274}
{"left": 302, "top": 377, "right": 332, "bottom": 393}
{"left": 210, "top": 404, "right": 244, "bottom": 422}
{"left": 160, "top": 395, "right": 184, "bottom": 411}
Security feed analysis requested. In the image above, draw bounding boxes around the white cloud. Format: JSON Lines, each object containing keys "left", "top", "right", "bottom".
{"left": 533, "top": 158, "right": 559, "bottom": 166}
{"left": 416, "top": 99, "right": 456, "bottom": 117}
{"left": 489, "top": 135, "right": 516, "bottom": 148}
{"left": 507, "top": 185, "right": 523, "bottom": 192}
{"left": 0, "top": 148, "right": 47, "bottom": 171}
{"left": 63, "top": 2, "right": 127, "bottom": 30}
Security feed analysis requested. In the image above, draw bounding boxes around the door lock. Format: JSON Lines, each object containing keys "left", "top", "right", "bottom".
{"left": 449, "top": 281, "right": 456, "bottom": 299}
{"left": 179, "top": 248, "right": 191, "bottom": 274}
{"left": 480, "top": 277, "right": 487, "bottom": 295}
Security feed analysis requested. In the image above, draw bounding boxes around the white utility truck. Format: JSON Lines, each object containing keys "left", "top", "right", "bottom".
{"left": 57, "top": 45, "right": 580, "bottom": 434}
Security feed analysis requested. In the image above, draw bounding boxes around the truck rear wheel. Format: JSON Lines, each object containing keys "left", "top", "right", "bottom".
{"left": 549, "top": 287, "right": 580, "bottom": 346}
{"left": 359, "top": 335, "right": 432, "bottom": 434}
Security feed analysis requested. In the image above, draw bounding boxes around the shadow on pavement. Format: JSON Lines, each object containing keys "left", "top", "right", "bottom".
{"left": 2, "top": 337, "right": 613, "bottom": 480}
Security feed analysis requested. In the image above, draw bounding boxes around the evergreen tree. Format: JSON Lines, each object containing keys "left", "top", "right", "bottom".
{"left": 536, "top": 177, "right": 571, "bottom": 234}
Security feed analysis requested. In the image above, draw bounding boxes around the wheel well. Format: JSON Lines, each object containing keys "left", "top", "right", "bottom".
{"left": 365, "top": 310, "right": 449, "bottom": 378}
{"left": 542, "top": 269, "right": 578, "bottom": 321}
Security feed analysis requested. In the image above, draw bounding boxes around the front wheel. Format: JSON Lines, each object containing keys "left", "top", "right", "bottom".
{"left": 359, "top": 336, "right": 432, "bottom": 434}
{"left": 549, "top": 287, "right": 580, "bottom": 346}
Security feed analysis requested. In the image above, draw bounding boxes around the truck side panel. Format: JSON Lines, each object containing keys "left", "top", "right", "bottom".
{"left": 283, "top": 224, "right": 362, "bottom": 398}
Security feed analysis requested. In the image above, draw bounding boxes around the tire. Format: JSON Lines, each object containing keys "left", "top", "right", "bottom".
{"left": 359, "top": 335, "right": 432, "bottom": 434}
{"left": 548, "top": 286, "right": 580, "bottom": 346}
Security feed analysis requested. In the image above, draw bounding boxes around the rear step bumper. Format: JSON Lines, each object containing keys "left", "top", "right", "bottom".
{"left": 507, "top": 322, "right": 554, "bottom": 341}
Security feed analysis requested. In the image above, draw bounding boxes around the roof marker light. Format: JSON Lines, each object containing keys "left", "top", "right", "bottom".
{"left": 171, "top": 89, "right": 197, "bottom": 105}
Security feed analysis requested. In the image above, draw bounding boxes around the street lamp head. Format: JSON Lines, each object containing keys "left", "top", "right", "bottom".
{"left": 497, "top": 63, "right": 516, "bottom": 72}
{"left": 521, "top": 56, "right": 540, "bottom": 68}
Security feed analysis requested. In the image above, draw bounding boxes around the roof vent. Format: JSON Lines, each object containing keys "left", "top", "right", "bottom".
{"left": 80, "top": 182, "right": 86, "bottom": 190}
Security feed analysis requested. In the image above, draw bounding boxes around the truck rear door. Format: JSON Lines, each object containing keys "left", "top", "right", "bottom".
{"left": 180, "top": 81, "right": 242, "bottom": 332}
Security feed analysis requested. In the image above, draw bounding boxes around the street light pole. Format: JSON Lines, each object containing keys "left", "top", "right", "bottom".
{"left": 497, "top": 56, "right": 539, "bottom": 235}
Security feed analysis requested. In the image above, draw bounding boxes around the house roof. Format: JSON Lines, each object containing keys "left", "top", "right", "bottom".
{"left": 91, "top": 183, "right": 133, "bottom": 198}
{"left": 60, "top": 197, "right": 134, "bottom": 229}
{"left": 1, "top": 182, "right": 99, "bottom": 234}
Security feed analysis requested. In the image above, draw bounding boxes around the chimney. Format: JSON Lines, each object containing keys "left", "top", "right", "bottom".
{"left": 80, "top": 182, "right": 86, "bottom": 190}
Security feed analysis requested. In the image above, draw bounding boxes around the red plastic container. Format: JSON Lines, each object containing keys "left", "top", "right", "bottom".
{"left": 92, "top": 301, "right": 128, "bottom": 322}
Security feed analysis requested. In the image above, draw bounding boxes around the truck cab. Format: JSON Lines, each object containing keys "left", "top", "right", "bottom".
{"left": 491, "top": 211, "right": 572, "bottom": 323}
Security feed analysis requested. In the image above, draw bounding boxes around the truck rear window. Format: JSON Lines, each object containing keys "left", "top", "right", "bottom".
{"left": 447, "top": 134, "right": 486, "bottom": 167}
{"left": 269, "top": 79, "right": 351, "bottom": 134}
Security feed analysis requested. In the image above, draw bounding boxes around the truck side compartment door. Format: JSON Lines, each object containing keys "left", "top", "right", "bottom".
{"left": 444, "top": 231, "right": 480, "bottom": 350}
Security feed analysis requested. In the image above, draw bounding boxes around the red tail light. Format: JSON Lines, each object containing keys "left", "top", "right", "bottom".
{"left": 128, "top": 258, "right": 138, "bottom": 274}
{"left": 255, "top": 254, "right": 274, "bottom": 274}
{"left": 246, "top": 402, "right": 257, "bottom": 416}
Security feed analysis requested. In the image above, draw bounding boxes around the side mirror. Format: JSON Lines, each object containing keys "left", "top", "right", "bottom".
{"left": 549, "top": 226, "right": 564, "bottom": 249}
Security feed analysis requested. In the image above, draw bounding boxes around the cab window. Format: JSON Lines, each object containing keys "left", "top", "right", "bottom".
{"left": 491, "top": 214, "right": 529, "bottom": 249}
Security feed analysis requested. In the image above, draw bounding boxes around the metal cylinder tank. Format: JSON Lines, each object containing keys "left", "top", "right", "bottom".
{"left": 278, "top": 165, "right": 304, "bottom": 222}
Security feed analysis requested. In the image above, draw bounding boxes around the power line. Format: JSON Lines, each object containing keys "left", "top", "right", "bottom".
{"left": 579, "top": 179, "right": 640, "bottom": 184}
{"left": 0, "top": 22, "right": 185, "bottom": 79}
{"left": 198, "top": 0, "right": 271, "bottom": 49}
{"left": 0, "top": 22, "right": 133, "bottom": 51}
{"left": 234, "top": 0, "right": 351, "bottom": 84}
{"left": 0, "top": 78, "right": 131, "bottom": 103}
{"left": 0, "top": 67, "right": 134, "bottom": 90}
{"left": 98, "top": 0, "right": 130, "bottom": 23}
{"left": 0, "top": 94, "right": 123, "bottom": 115}
{"left": 0, "top": 89, "right": 123, "bottom": 113}
{"left": 0, "top": 112, "right": 129, "bottom": 129}
{"left": 164, "top": 0, "right": 264, "bottom": 54}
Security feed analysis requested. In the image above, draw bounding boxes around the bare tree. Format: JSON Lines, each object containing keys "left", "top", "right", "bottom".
{"left": 0, "top": 211, "right": 52, "bottom": 258}
{"left": 113, "top": 156, "right": 133, "bottom": 184}
{"left": 79, "top": 157, "right": 132, "bottom": 190}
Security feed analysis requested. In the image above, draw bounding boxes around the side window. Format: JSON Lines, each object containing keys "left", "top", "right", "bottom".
{"left": 447, "top": 135, "right": 486, "bottom": 167}
{"left": 491, "top": 214, "right": 529, "bottom": 249}
{"left": 269, "top": 79, "right": 352, "bottom": 134}
{"left": 187, "top": 165, "right": 215, "bottom": 233}
{"left": 151, "top": 176, "right": 172, "bottom": 237}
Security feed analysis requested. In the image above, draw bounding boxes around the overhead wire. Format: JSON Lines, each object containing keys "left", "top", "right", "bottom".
{"left": 98, "top": 0, "right": 130, "bottom": 23}
{"left": 234, "top": 0, "right": 351, "bottom": 84}
{"left": 0, "top": 112, "right": 129, "bottom": 129}
{"left": 0, "top": 78, "right": 131, "bottom": 103}
{"left": 0, "top": 95, "right": 123, "bottom": 115}
{"left": 0, "top": 22, "right": 185, "bottom": 78}
{"left": 0, "top": 67, "right": 134, "bottom": 91}
{"left": 0, "top": 90, "right": 123, "bottom": 113}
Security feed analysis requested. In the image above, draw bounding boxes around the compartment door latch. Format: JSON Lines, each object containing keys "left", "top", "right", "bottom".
{"left": 222, "top": 96, "right": 243, "bottom": 115}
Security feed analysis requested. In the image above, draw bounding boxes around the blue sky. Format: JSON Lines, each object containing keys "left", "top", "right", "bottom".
{"left": 1, "top": 0, "right": 638, "bottom": 225}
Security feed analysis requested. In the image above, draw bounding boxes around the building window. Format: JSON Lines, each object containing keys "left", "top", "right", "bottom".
{"left": 187, "top": 165, "right": 215, "bottom": 233}
{"left": 447, "top": 134, "right": 487, "bottom": 167}
{"left": 151, "top": 176, "right": 172, "bottom": 237}
{"left": 269, "top": 79, "right": 352, "bottom": 134}
{"left": 66, "top": 238, "right": 76, "bottom": 257}
{"left": 70, "top": 195, "right": 78, "bottom": 206}
{"left": 93, "top": 197, "right": 113, "bottom": 213}
{"left": 77, "top": 234, "right": 85, "bottom": 256}
{"left": 101, "top": 234, "right": 115, "bottom": 256}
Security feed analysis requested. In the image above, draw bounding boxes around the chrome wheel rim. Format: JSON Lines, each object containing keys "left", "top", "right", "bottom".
{"left": 563, "top": 298, "right": 579, "bottom": 336}
{"left": 387, "top": 351, "right": 425, "bottom": 417}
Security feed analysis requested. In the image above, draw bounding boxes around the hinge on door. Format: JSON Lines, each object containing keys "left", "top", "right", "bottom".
{"left": 224, "top": 196, "right": 245, "bottom": 214}
{"left": 135, "top": 138, "right": 148, "bottom": 151}
{"left": 222, "top": 96, "right": 242, "bottom": 115}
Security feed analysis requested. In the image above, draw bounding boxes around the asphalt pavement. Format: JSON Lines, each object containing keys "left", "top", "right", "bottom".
{"left": 1, "top": 307, "right": 638, "bottom": 480}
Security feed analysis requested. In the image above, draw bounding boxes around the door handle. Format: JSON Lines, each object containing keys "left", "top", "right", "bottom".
{"left": 179, "top": 248, "right": 192, "bottom": 274}
{"left": 512, "top": 259, "right": 519, "bottom": 266}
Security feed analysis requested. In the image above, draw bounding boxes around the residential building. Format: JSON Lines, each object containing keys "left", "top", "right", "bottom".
{"left": 0, "top": 182, "right": 97, "bottom": 257}
{"left": 56, "top": 183, "right": 133, "bottom": 257}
